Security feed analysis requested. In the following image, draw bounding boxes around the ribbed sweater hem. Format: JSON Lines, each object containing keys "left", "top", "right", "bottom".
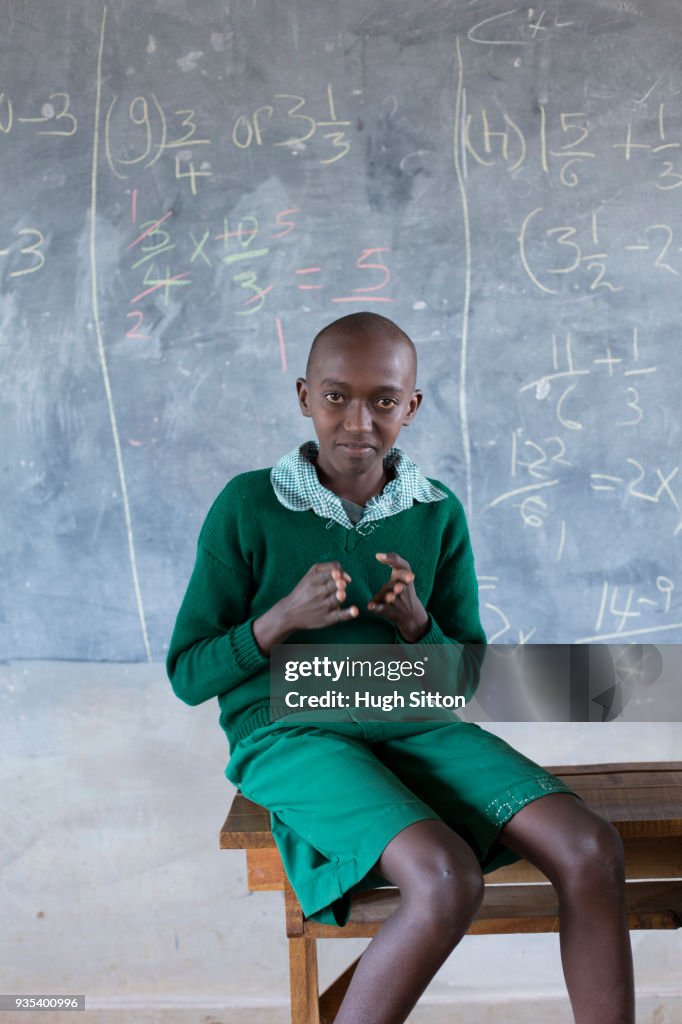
{"left": 228, "top": 704, "right": 276, "bottom": 745}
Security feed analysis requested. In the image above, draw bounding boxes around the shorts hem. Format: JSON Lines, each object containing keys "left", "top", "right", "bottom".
{"left": 479, "top": 777, "right": 582, "bottom": 874}
{"left": 485, "top": 776, "right": 579, "bottom": 829}
{"left": 295, "top": 801, "right": 442, "bottom": 927}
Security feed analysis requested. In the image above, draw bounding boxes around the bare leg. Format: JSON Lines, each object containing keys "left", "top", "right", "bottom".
{"left": 498, "top": 793, "right": 635, "bottom": 1024}
{"left": 334, "top": 819, "right": 484, "bottom": 1024}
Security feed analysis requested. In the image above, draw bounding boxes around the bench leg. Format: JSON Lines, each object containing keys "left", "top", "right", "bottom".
{"left": 289, "top": 935, "right": 320, "bottom": 1024}
{"left": 284, "top": 879, "right": 321, "bottom": 1024}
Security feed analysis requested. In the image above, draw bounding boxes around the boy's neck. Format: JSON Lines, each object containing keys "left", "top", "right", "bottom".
{"left": 313, "top": 459, "right": 393, "bottom": 507}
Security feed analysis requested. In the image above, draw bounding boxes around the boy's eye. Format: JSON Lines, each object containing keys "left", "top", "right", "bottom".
{"left": 323, "top": 393, "right": 398, "bottom": 408}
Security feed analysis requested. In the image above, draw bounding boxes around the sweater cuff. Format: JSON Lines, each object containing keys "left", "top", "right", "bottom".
{"left": 395, "top": 612, "right": 448, "bottom": 646}
{"left": 228, "top": 618, "right": 271, "bottom": 672}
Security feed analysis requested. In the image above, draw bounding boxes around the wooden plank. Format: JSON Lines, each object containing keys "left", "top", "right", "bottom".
{"left": 246, "top": 848, "right": 286, "bottom": 890}
{"left": 285, "top": 878, "right": 305, "bottom": 938}
{"left": 289, "top": 936, "right": 320, "bottom": 1024}
{"left": 240, "top": 834, "right": 682, "bottom": 891}
{"left": 222, "top": 790, "right": 682, "bottom": 849}
{"left": 471, "top": 879, "right": 682, "bottom": 934}
{"left": 220, "top": 793, "right": 276, "bottom": 848}
{"left": 560, "top": 772, "right": 682, "bottom": 832}
{"left": 302, "top": 880, "right": 682, "bottom": 939}
{"left": 488, "top": 836, "right": 682, "bottom": 883}
{"left": 468, "top": 910, "right": 681, "bottom": 935}
{"left": 620, "top": 836, "right": 682, "bottom": 878}
{"left": 545, "top": 762, "right": 682, "bottom": 776}
{"left": 559, "top": 771, "right": 682, "bottom": 787}
{"left": 221, "top": 766, "right": 682, "bottom": 850}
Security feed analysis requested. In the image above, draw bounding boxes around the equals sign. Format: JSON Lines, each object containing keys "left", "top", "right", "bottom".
{"left": 295, "top": 267, "right": 322, "bottom": 289}
{"left": 590, "top": 474, "right": 623, "bottom": 491}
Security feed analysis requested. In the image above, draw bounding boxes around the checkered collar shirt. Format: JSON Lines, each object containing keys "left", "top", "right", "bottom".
{"left": 270, "top": 441, "right": 447, "bottom": 532}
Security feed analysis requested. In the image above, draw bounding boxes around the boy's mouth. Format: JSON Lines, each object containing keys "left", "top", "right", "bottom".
{"left": 337, "top": 441, "right": 377, "bottom": 455}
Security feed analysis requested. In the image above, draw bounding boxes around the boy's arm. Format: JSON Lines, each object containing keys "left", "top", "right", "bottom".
{"left": 416, "top": 543, "right": 486, "bottom": 648}
{"left": 398, "top": 496, "right": 487, "bottom": 700}
{"left": 166, "top": 542, "right": 269, "bottom": 707}
{"left": 382, "top": 495, "right": 485, "bottom": 647}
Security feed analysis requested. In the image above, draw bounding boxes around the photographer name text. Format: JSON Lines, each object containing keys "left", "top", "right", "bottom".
{"left": 283, "top": 690, "right": 466, "bottom": 711}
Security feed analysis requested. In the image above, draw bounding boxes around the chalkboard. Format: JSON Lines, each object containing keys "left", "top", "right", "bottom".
{"left": 2, "top": 0, "right": 681, "bottom": 661}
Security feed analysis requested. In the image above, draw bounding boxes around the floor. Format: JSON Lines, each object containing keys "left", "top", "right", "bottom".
{"left": 9, "top": 994, "right": 681, "bottom": 1024}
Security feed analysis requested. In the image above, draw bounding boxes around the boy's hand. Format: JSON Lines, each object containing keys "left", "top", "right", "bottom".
{"left": 368, "top": 552, "right": 429, "bottom": 643}
{"left": 253, "top": 562, "right": 358, "bottom": 655}
{"left": 282, "top": 562, "right": 359, "bottom": 631}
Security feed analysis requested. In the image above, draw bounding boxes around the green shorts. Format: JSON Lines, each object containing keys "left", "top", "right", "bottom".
{"left": 225, "top": 716, "right": 577, "bottom": 927}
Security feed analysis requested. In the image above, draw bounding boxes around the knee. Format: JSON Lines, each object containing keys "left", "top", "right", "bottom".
{"left": 555, "top": 816, "right": 625, "bottom": 894}
{"left": 405, "top": 846, "right": 485, "bottom": 938}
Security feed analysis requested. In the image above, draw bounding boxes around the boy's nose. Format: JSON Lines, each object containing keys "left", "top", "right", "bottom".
{"left": 344, "top": 400, "right": 373, "bottom": 433}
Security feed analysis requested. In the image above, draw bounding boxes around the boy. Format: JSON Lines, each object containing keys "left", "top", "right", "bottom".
{"left": 168, "top": 313, "right": 634, "bottom": 1024}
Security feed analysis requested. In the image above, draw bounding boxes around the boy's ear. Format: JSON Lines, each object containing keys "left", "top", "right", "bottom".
{"left": 296, "top": 377, "right": 312, "bottom": 417}
{"left": 402, "top": 388, "right": 423, "bottom": 426}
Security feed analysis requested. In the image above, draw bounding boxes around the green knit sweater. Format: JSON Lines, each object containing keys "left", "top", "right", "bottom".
{"left": 166, "top": 469, "right": 487, "bottom": 748}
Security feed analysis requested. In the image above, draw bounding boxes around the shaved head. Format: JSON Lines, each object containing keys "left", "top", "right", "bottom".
{"left": 306, "top": 312, "right": 417, "bottom": 387}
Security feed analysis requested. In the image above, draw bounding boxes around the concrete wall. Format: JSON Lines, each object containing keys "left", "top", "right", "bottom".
{"left": 2, "top": 660, "right": 680, "bottom": 1023}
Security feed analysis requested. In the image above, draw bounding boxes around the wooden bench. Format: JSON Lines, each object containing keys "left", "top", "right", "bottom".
{"left": 220, "top": 761, "right": 682, "bottom": 1024}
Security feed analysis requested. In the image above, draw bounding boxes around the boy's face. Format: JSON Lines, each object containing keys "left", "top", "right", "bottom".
{"left": 296, "top": 330, "right": 422, "bottom": 483}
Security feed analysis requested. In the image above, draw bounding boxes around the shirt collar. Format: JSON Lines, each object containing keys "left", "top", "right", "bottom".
{"left": 270, "top": 441, "right": 447, "bottom": 530}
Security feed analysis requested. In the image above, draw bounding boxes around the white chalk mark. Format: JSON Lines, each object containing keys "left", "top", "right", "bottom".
{"left": 488, "top": 479, "right": 559, "bottom": 508}
{"left": 484, "top": 603, "right": 511, "bottom": 642}
{"left": 520, "top": 368, "right": 590, "bottom": 393}
{"left": 556, "top": 384, "right": 583, "bottom": 431}
{"left": 90, "top": 8, "right": 152, "bottom": 661}
{"left": 477, "top": 576, "right": 499, "bottom": 591}
{"left": 576, "top": 622, "right": 682, "bottom": 643}
{"left": 594, "top": 581, "right": 609, "bottom": 632}
{"left": 590, "top": 474, "right": 623, "bottom": 491}
{"left": 468, "top": 8, "right": 529, "bottom": 46}
{"left": 634, "top": 71, "right": 664, "bottom": 105}
{"left": 275, "top": 316, "right": 287, "bottom": 373}
{"left": 461, "top": 87, "right": 469, "bottom": 181}
{"left": 556, "top": 519, "right": 566, "bottom": 562}
{"left": 453, "top": 36, "right": 473, "bottom": 520}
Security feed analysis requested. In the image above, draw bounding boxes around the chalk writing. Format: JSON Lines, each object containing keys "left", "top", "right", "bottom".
{"left": 580, "top": 577, "right": 681, "bottom": 642}
{"left": 0, "top": 89, "right": 78, "bottom": 136}
{"left": 467, "top": 7, "right": 574, "bottom": 47}
{"left": 460, "top": 90, "right": 682, "bottom": 194}
{"left": 232, "top": 84, "right": 351, "bottom": 165}
{"left": 613, "top": 104, "right": 682, "bottom": 190}
{"left": 478, "top": 576, "right": 537, "bottom": 644}
{"left": 518, "top": 204, "right": 682, "bottom": 295}
{"left": 125, "top": 205, "right": 191, "bottom": 339}
{"left": 590, "top": 458, "right": 681, "bottom": 535}
{"left": 518, "top": 329, "right": 657, "bottom": 430}
{"left": 219, "top": 215, "right": 272, "bottom": 315}
{"left": 0, "top": 227, "right": 46, "bottom": 277}
{"left": 116, "top": 202, "right": 394, "bottom": 322}
{"left": 104, "top": 92, "right": 213, "bottom": 191}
